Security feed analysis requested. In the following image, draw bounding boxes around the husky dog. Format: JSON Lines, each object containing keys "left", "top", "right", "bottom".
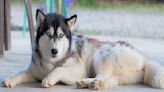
{"left": 3, "top": 9, "right": 164, "bottom": 90}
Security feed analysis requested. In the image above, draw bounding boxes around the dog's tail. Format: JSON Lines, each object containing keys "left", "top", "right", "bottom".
{"left": 143, "top": 59, "right": 164, "bottom": 89}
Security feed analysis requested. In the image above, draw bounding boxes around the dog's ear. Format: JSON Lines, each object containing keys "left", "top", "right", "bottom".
{"left": 66, "top": 15, "right": 77, "bottom": 31}
{"left": 36, "top": 9, "right": 45, "bottom": 26}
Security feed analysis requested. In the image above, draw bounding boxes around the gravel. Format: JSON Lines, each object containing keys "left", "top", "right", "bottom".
{"left": 11, "top": 4, "right": 164, "bottom": 39}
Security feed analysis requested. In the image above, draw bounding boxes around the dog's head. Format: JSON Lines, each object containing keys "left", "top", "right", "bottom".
{"left": 35, "top": 9, "right": 77, "bottom": 62}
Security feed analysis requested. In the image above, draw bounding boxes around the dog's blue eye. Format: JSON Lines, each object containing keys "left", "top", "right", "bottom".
{"left": 59, "top": 34, "right": 64, "bottom": 38}
{"left": 46, "top": 32, "right": 52, "bottom": 38}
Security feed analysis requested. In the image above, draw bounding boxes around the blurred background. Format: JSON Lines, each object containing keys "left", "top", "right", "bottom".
{"left": 0, "top": 0, "right": 164, "bottom": 90}
{"left": 11, "top": 0, "right": 164, "bottom": 39}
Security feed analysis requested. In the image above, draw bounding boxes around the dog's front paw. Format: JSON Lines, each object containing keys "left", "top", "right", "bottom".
{"left": 41, "top": 77, "right": 55, "bottom": 88}
{"left": 3, "top": 79, "right": 16, "bottom": 88}
{"left": 88, "top": 79, "right": 103, "bottom": 90}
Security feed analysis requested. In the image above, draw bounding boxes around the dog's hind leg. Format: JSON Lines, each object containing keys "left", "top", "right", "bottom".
{"left": 144, "top": 60, "right": 164, "bottom": 89}
{"left": 76, "top": 75, "right": 118, "bottom": 90}
{"left": 3, "top": 70, "right": 35, "bottom": 88}
{"left": 77, "top": 59, "right": 118, "bottom": 90}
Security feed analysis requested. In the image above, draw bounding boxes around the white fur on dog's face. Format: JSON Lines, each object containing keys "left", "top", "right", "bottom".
{"left": 36, "top": 10, "right": 77, "bottom": 63}
{"left": 39, "top": 26, "right": 69, "bottom": 62}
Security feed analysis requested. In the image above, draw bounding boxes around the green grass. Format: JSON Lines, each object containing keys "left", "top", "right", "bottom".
{"left": 11, "top": 0, "right": 45, "bottom": 6}
{"left": 71, "top": 3, "right": 164, "bottom": 14}
{"left": 11, "top": 0, "right": 164, "bottom": 14}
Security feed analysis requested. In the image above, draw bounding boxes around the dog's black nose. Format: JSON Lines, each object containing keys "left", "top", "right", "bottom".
{"left": 51, "top": 49, "right": 58, "bottom": 55}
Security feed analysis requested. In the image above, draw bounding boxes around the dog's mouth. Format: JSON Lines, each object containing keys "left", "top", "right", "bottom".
{"left": 51, "top": 54, "right": 56, "bottom": 57}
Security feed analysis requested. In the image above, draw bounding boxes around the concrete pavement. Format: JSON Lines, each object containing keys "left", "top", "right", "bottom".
{"left": 0, "top": 31, "right": 164, "bottom": 92}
